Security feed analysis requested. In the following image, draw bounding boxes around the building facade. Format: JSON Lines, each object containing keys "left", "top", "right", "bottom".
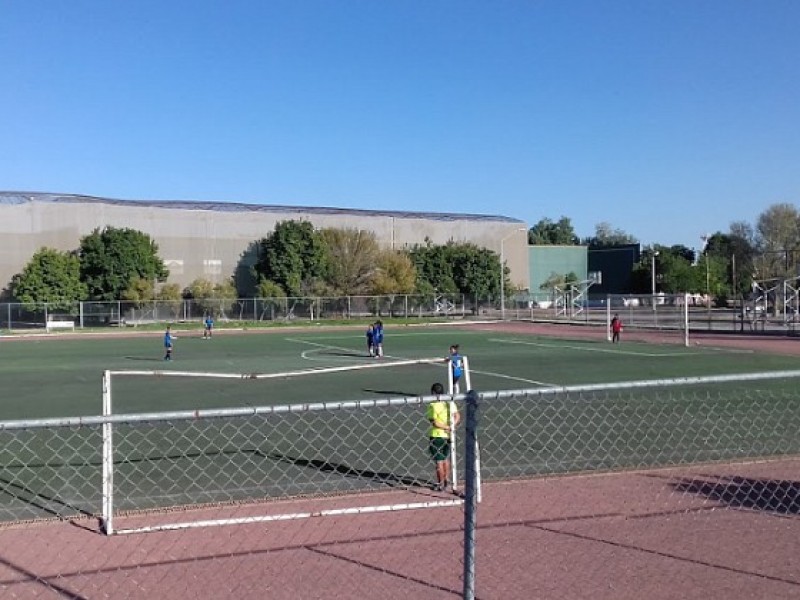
{"left": 0, "top": 193, "right": 529, "bottom": 296}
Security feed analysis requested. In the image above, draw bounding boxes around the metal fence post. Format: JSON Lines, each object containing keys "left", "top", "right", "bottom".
{"left": 462, "top": 389, "right": 479, "bottom": 600}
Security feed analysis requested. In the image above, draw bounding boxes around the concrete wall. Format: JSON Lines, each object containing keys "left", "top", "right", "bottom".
{"left": 0, "top": 193, "right": 530, "bottom": 295}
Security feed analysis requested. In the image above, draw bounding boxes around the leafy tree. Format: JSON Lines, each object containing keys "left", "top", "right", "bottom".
{"left": 318, "top": 228, "right": 380, "bottom": 295}
{"left": 450, "top": 243, "right": 502, "bottom": 300}
{"left": 158, "top": 283, "right": 183, "bottom": 302}
{"left": 753, "top": 203, "right": 800, "bottom": 279}
{"left": 11, "top": 247, "right": 86, "bottom": 311}
{"left": 121, "top": 277, "right": 156, "bottom": 305}
{"left": 408, "top": 241, "right": 458, "bottom": 294}
{"left": 256, "top": 278, "right": 287, "bottom": 299}
{"left": 410, "top": 241, "right": 504, "bottom": 306}
{"left": 528, "top": 217, "right": 579, "bottom": 245}
{"left": 539, "top": 271, "right": 579, "bottom": 291}
{"left": 79, "top": 227, "right": 168, "bottom": 301}
{"left": 702, "top": 229, "right": 756, "bottom": 299}
{"left": 185, "top": 278, "right": 237, "bottom": 316}
{"left": 372, "top": 251, "right": 417, "bottom": 295}
{"left": 583, "top": 222, "right": 638, "bottom": 248}
{"left": 254, "top": 221, "right": 329, "bottom": 296}
{"left": 255, "top": 278, "right": 287, "bottom": 320}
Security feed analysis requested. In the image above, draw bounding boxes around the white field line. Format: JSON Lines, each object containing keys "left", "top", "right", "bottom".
{"left": 469, "top": 368, "right": 556, "bottom": 388}
{"left": 489, "top": 338, "right": 706, "bottom": 357}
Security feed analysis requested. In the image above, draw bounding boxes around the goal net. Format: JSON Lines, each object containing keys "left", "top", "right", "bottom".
{"left": 605, "top": 293, "right": 690, "bottom": 346}
{"left": 101, "top": 359, "right": 475, "bottom": 535}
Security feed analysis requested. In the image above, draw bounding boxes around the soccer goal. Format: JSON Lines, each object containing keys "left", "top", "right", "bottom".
{"left": 100, "top": 360, "right": 474, "bottom": 536}
{"left": 605, "top": 293, "right": 690, "bottom": 346}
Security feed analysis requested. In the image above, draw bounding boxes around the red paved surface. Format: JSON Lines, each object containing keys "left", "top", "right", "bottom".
{"left": 2, "top": 460, "right": 799, "bottom": 599}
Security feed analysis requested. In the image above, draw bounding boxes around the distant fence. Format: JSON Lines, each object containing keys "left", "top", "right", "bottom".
{"left": 2, "top": 292, "right": 798, "bottom": 334}
{"left": 0, "top": 294, "right": 470, "bottom": 330}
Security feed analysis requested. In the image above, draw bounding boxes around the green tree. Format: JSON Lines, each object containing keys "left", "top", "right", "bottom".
{"left": 254, "top": 220, "right": 329, "bottom": 296}
{"left": 11, "top": 247, "right": 86, "bottom": 311}
{"left": 121, "top": 277, "right": 155, "bottom": 305}
{"left": 318, "top": 227, "right": 380, "bottom": 294}
{"left": 583, "top": 222, "right": 638, "bottom": 248}
{"left": 528, "top": 217, "right": 579, "bottom": 245}
{"left": 185, "top": 278, "right": 237, "bottom": 316}
{"left": 79, "top": 227, "right": 168, "bottom": 301}
{"left": 450, "top": 243, "right": 502, "bottom": 300}
{"left": 753, "top": 203, "right": 800, "bottom": 280}
{"left": 408, "top": 241, "right": 458, "bottom": 294}
{"left": 409, "top": 241, "right": 502, "bottom": 309}
{"left": 372, "top": 250, "right": 417, "bottom": 295}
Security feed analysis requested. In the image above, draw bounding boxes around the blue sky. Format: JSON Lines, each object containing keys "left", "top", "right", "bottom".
{"left": 1, "top": 1, "right": 798, "bottom": 252}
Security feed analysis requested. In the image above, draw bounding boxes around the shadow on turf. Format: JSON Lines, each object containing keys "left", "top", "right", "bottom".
{"left": 361, "top": 388, "right": 419, "bottom": 397}
{"left": 0, "top": 475, "right": 95, "bottom": 520}
{"left": 268, "top": 452, "right": 429, "bottom": 489}
{"left": 669, "top": 474, "right": 800, "bottom": 514}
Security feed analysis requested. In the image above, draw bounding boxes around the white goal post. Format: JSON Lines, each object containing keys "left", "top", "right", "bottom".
{"left": 605, "top": 293, "right": 690, "bottom": 346}
{"left": 101, "top": 361, "right": 477, "bottom": 536}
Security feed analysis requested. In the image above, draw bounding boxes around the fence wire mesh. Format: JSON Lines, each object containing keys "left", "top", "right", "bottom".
{"left": 1, "top": 373, "right": 800, "bottom": 598}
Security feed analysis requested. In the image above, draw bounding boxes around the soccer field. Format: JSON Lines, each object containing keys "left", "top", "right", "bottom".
{"left": 2, "top": 323, "right": 800, "bottom": 419}
{"left": 2, "top": 322, "right": 800, "bottom": 527}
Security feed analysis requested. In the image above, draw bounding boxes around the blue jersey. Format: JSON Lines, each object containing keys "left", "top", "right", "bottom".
{"left": 450, "top": 353, "right": 463, "bottom": 378}
{"left": 366, "top": 327, "right": 374, "bottom": 342}
{"left": 205, "top": 318, "right": 214, "bottom": 329}
{"left": 164, "top": 331, "right": 173, "bottom": 347}
{"left": 373, "top": 325, "right": 384, "bottom": 344}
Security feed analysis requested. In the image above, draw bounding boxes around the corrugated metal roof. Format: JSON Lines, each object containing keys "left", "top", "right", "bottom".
{"left": 0, "top": 192, "right": 524, "bottom": 224}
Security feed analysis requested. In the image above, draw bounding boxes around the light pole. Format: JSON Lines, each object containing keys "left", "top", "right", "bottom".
{"left": 700, "top": 235, "right": 712, "bottom": 323}
{"left": 651, "top": 251, "right": 659, "bottom": 309}
{"left": 500, "top": 228, "right": 527, "bottom": 320}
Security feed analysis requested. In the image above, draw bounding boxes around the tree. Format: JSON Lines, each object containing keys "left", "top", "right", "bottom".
{"left": 10, "top": 247, "right": 86, "bottom": 312}
{"left": 528, "top": 217, "right": 579, "bottom": 245}
{"left": 254, "top": 221, "right": 329, "bottom": 296}
{"left": 449, "top": 243, "right": 502, "bottom": 301}
{"left": 408, "top": 241, "right": 458, "bottom": 294}
{"left": 318, "top": 228, "right": 380, "bottom": 295}
{"left": 79, "top": 227, "right": 168, "bottom": 301}
{"left": 185, "top": 277, "right": 237, "bottom": 316}
{"left": 753, "top": 203, "right": 800, "bottom": 280}
{"left": 583, "top": 222, "right": 638, "bottom": 248}
{"left": 121, "top": 277, "right": 155, "bottom": 305}
{"left": 372, "top": 250, "right": 417, "bottom": 295}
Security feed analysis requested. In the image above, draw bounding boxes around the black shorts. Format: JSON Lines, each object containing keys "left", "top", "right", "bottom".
{"left": 429, "top": 437, "right": 451, "bottom": 461}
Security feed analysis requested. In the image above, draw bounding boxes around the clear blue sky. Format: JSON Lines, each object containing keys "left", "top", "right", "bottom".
{"left": 2, "top": 1, "right": 798, "bottom": 252}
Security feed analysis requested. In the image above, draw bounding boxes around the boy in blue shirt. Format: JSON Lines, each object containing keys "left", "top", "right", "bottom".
{"left": 366, "top": 324, "right": 375, "bottom": 357}
{"left": 204, "top": 315, "right": 214, "bottom": 339}
{"left": 446, "top": 344, "right": 464, "bottom": 393}
{"left": 373, "top": 320, "right": 384, "bottom": 358}
{"left": 164, "top": 326, "right": 174, "bottom": 361}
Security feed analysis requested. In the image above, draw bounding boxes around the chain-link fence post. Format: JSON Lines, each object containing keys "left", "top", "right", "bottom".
{"left": 462, "top": 389, "right": 479, "bottom": 600}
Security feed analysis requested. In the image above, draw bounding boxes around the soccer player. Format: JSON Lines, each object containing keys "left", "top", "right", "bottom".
{"left": 610, "top": 313, "right": 623, "bottom": 344}
{"left": 163, "top": 326, "right": 174, "bottom": 361}
{"left": 204, "top": 314, "right": 214, "bottom": 339}
{"left": 427, "top": 382, "right": 460, "bottom": 493}
{"left": 365, "top": 324, "right": 375, "bottom": 357}
{"left": 373, "top": 320, "right": 384, "bottom": 358}
{"left": 446, "top": 344, "right": 464, "bottom": 394}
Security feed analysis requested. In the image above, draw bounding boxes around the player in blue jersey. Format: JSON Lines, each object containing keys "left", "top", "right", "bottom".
{"left": 203, "top": 315, "right": 214, "bottom": 339}
{"left": 163, "top": 326, "right": 174, "bottom": 361}
{"left": 446, "top": 344, "right": 464, "bottom": 393}
{"left": 373, "top": 320, "right": 384, "bottom": 358}
{"left": 366, "top": 324, "right": 375, "bottom": 357}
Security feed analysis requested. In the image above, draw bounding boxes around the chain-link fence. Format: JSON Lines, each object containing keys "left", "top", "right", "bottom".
{"left": 0, "top": 294, "right": 471, "bottom": 330}
{"left": 2, "top": 371, "right": 800, "bottom": 598}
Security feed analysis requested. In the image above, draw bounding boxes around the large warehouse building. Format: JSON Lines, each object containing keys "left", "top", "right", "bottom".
{"left": 0, "top": 192, "right": 530, "bottom": 296}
